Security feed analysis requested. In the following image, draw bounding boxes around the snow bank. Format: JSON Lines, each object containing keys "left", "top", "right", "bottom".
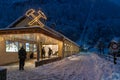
{"left": 5, "top": 52, "right": 120, "bottom": 80}
{"left": 30, "top": 53, "right": 120, "bottom": 80}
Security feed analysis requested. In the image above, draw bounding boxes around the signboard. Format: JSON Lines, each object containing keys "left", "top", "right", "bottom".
{"left": 111, "top": 43, "right": 118, "bottom": 50}
{"left": 25, "top": 9, "right": 47, "bottom": 27}
{"left": 110, "top": 42, "right": 119, "bottom": 52}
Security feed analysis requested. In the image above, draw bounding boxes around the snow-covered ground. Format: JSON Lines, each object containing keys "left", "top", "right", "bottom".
{"left": 3, "top": 52, "right": 120, "bottom": 80}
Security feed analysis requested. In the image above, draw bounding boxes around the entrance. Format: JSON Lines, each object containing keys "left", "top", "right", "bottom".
{"left": 42, "top": 44, "right": 58, "bottom": 58}
{"left": 0, "top": 33, "right": 61, "bottom": 66}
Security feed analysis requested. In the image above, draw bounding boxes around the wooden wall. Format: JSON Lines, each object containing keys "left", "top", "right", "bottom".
{"left": 0, "top": 37, "right": 35, "bottom": 65}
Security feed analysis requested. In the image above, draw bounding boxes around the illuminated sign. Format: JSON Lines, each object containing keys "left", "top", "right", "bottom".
{"left": 25, "top": 9, "right": 47, "bottom": 27}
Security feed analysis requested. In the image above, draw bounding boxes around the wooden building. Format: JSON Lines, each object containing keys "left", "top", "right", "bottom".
{"left": 0, "top": 9, "right": 80, "bottom": 66}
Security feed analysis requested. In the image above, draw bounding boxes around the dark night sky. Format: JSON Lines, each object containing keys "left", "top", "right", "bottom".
{"left": 0, "top": 0, "right": 120, "bottom": 43}
{"left": 110, "top": 0, "right": 120, "bottom": 5}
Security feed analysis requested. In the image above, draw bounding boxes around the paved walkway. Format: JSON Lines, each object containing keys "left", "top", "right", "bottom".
{"left": 1, "top": 56, "right": 59, "bottom": 80}
{"left": 1, "top": 59, "right": 35, "bottom": 80}
{"left": 2, "top": 56, "right": 58, "bottom": 71}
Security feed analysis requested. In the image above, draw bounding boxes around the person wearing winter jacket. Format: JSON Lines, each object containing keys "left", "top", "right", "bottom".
{"left": 18, "top": 46, "right": 27, "bottom": 70}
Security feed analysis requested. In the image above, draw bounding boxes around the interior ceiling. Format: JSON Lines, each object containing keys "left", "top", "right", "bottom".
{"left": 2, "top": 33, "right": 59, "bottom": 44}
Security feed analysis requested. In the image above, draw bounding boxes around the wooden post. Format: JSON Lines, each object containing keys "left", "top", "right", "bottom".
{"left": 62, "top": 39, "right": 65, "bottom": 58}
{"left": 37, "top": 42, "right": 40, "bottom": 61}
{"left": 37, "top": 42, "right": 42, "bottom": 61}
{"left": 40, "top": 42, "right": 42, "bottom": 60}
{"left": 35, "top": 42, "right": 43, "bottom": 67}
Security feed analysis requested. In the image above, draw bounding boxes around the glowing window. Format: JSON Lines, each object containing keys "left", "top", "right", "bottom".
{"left": 6, "top": 40, "right": 18, "bottom": 52}
{"left": 26, "top": 43, "right": 30, "bottom": 52}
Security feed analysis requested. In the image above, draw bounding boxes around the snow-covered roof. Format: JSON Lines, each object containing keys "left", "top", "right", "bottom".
{"left": 111, "top": 37, "right": 120, "bottom": 43}
{"left": 0, "top": 15, "right": 80, "bottom": 47}
{"left": 6, "top": 16, "right": 26, "bottom": 28}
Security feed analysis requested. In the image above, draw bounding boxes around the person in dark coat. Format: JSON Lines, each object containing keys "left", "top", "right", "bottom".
{"left": 97, "top": 40, "right": 104, "bottom": 54}
{"left": 18, "top": 46, "right": 27, "bottom": 70}
{"left": 41, "top": 47, "right": 45, "bottom": 58}
{"left": 30, "top": 52, "right": 34, "bottom": 59}
{"left": 48, "top": 48, "right": 53, "bottom": 58}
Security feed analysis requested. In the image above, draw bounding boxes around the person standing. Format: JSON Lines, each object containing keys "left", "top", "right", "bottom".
{"left": 18, "top": 46, "right": 27, "bottom": 70}
{"left": 97, "top": 40, "right": 104, "bottom": 54}
{"left": 41, "top": 47, "right": 45, "bottom": 58}
{"left": 48, "top": 47, "right": 53, "bottom": 58}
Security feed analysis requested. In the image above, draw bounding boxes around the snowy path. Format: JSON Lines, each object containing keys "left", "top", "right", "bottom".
{"left": 4, "top": 52, "right": 120, "bottom": 80}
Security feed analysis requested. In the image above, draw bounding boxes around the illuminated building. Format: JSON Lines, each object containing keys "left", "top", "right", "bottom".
{"left": 0, "top": 9, "right": 80, "bottom": 66}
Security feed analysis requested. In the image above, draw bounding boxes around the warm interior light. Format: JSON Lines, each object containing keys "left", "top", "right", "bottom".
{"left": 0, "top": 36, "right": 4, "bottom": 41}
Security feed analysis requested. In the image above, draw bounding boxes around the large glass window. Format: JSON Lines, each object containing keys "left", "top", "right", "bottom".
{"left": 19, "top": 42, "right": 24, "bottom": 50}
{"left": 26, "top": 43, "right": 30, "bottom": 52}
{"left": 33, "top": 44, "right": 37, "bottom": 52}
{"left": 42, "top": 45, "right": 58, "bottom": 56}
{"left": 6, "top": 40, "right": 18, "bottom": 52}
{"left": 30, "top": 44, "right": 33, "bottom": 52}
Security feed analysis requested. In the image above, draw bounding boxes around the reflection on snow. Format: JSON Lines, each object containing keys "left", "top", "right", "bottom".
{"left": 102, "top": 72, "right": 120, "bottom": 80}
{"left": 67, "top": 55, "right": 81, "bottom": 61}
